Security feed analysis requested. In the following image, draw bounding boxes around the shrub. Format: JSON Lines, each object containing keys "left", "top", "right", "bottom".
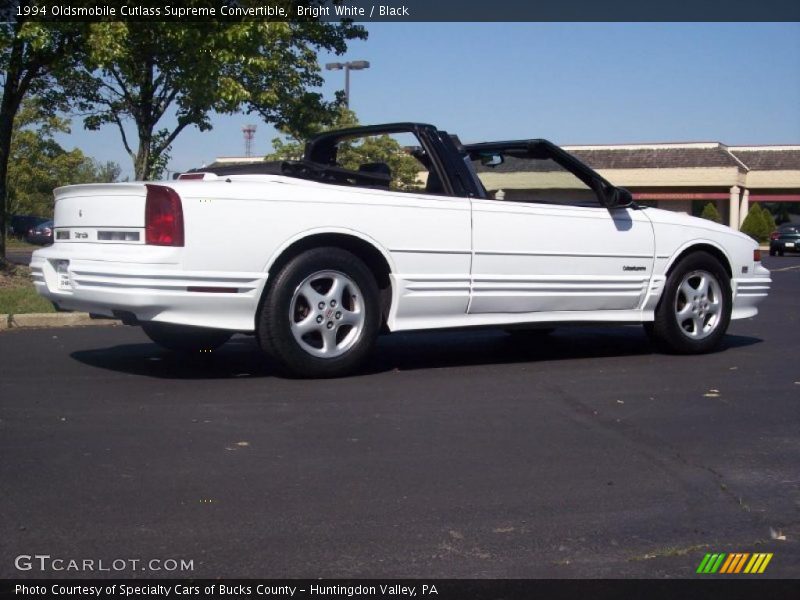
{"left": 740, "top": 204, "right": 771, "bottom": 243}
{"left": 699, "top": 202, "right": 722, "bottom": 223}
{"left": 740, "top": 202, "right": 765, "bottom": 242}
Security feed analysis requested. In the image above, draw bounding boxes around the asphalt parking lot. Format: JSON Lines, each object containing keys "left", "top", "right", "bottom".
{"left": 1, "top": 255, "right": 798, "bottom": 579}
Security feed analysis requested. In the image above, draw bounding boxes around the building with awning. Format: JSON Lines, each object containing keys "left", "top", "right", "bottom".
{"left": 480, "top": 142, "right": 800, "bottom": 229}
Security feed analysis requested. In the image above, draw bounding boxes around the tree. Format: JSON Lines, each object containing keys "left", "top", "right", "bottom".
{"left": 267, "top": 108, "right": 423, "bottom": 191}
{"left": 699, "top": 202, "right": 722, "bottom": 224}
{"left": 7, "top": 99, "right": 120, "bottom": 218}
{"left": 74, "top": 9, "right": 366, "bottom": 181}
{"left": 0, "top": 4, "right": 86, "bottom": 266}
{"left": 740, "top": 203, "right": 770, "bottom": 243}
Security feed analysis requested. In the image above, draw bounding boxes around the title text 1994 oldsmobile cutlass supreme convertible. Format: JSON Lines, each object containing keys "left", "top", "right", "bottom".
{"left": 32, "top": 123, "right": 771, "bottom": 377}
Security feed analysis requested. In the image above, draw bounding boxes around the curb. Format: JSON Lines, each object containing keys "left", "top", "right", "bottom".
{"left": 1, "top": 312, "right": 120, "bottom": 331}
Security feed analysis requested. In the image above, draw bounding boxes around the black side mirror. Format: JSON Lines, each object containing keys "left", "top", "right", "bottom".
{"left": 604, "top": 186, "right": 634, "bottom": 208}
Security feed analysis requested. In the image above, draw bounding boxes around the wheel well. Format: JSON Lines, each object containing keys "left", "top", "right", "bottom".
{"left": 265, "top": 233, "right": 393, "bottom": 325}
{"left": 667, "top": 244, "right": 733, "bottom": 280}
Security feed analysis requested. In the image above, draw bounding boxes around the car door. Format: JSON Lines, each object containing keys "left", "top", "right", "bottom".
{"left": 466, "top": 142, "right": 655, "bottom": 315}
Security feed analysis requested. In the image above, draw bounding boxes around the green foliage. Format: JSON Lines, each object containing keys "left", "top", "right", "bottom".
{"left": 0, "top": 265, "right": 54, "bottom": 314}
{"left": 1, "top": 13, "right": 90, "bottom": 261}
{"left": 0, "top": 280, "right": 56, "bottom": 314}
{"left": 739, "top": 203, "right": 762, "bottom": 241}
{"left": 7, "top": 99, "right": 120, "bottom": 217}
{"left": 268, "top": 108, "right": 424, "bottom": 191}
{"left": 762, "top": 207, "right": 777, "bottom": 236}
{"left": 75, "top": 11, "right": 366, "bottom": 180}
{"left": 699, "top": 202, "right": 722, "bottom": 224}
{"left": 0, "top": 19, "right": 85, "bottom": 109}
{"left": 740, "top": 203, "right": 772, "bottom": 243}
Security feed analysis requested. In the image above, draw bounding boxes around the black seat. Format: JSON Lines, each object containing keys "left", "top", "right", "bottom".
{"left": 356, "top": 163, "right": 392, "bottom": 189}
{"left": 358, "top": 162, "right": 391, "bottom": 178}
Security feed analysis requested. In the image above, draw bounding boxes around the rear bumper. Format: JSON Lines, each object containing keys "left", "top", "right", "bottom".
{"left": 731, "top": 264, "right": 771, "bottom": 319}
{"left": 770, "top": 240, "right": 800, "bottom": 252}
{"left": 30, "top": 246, "right": 267, "bottom": 332}
{"left": 25, "top": 235, "right": 52, "bottom": 245}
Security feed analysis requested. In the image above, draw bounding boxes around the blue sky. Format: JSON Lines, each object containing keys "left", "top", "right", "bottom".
{"left": 55, "top": 22, "right": 800, "bottom": 179}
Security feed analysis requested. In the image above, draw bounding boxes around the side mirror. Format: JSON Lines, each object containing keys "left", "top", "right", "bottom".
{"left": 605, "top": 186, "right": 634, "bottom": 208}
{"left": 480, "top": 153, "right": 504, "bottom": 167}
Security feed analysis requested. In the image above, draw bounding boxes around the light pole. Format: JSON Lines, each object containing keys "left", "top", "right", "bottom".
{"left": 325, "top": 60, "right": 370, "bottom": 108}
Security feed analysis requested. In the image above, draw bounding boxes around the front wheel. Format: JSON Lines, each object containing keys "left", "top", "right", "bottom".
{"left": 257, "top": 247, "right": 381, "bottom": 378}
{"left": 646, "top": 251, "right": 732, "bottom": 354}
{"left": 141, "top": 322, "right": 232, "bottom": 353}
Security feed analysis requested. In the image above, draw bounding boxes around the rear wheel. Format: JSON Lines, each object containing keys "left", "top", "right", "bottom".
{"left": 257, "top": 247, "right": 381, "bottom": 378}
{"left": 141, "top": 322, "right": 232, "bottom": 353}
{"left": 646, "top": 251, "right": 731, "bottom": 354}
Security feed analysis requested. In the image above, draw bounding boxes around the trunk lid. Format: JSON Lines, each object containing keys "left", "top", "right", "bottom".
{"left": 53, "top": 183, "right": 147, "bottom": 244}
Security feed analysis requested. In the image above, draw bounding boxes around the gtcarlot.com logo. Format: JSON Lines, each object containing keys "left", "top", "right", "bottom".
{"left": 696, "top": 552, "right": 773, "bottom": 574}
{"left": 15, "top": 554, "right": 194, "bottom": 573}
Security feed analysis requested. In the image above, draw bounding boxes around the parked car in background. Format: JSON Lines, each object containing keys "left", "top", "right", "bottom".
{"left": 25, "top": 220, "right": 54, "bottom": 245}
{"left": 31, "top": 122, "right": 771, "bottom": 378}
{"left": 769, "top": 224, "right": 800, "bottom": 256}
{"left": 9, "top": 215, "right": 49, "bottom": 238}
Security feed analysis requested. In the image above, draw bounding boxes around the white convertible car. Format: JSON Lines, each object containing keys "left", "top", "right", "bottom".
{"left": 31, "top": 123, "right": 771, "bottom": 377}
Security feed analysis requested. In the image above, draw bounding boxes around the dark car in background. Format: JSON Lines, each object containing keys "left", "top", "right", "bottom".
{"left": 24, "top": 220, "right": 54, "bottom": 245}
{"left": 769, "top": 224, "right": 800, "bottom": 256}
{"left": 9, "top": 215, "right": 49, "bottom": 238}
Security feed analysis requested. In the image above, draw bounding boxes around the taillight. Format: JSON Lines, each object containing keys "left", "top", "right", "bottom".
{"left": 145, "top": 185, "right": 184, "bottom": 246}
{"left": 754, "top": 249, "right": 761, "bottom": 262}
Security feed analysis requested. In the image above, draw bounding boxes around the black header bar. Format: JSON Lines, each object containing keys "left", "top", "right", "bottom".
{"left": 3, "top": 579, "right": 800, "bottom": 600}
{"left": 3, "top": 0, "right": 800, "bottom": 22}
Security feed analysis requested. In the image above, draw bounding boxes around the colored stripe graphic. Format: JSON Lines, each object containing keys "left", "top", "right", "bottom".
{"left": 696, "top": 554, "right": 712, "bottom": 573}
{"left": 719, "top": 554, "right": 736, "bottom": 573}
{"left": 725, "top": 553, "right": 738, "bottom": 573}
{"left": 698, "top": 552, "right": 773, "bottom": 574}
{"left": 744, "top": 554, "right": 761, "bottom": 573}
{"left": 758, "top": 554, "right": 773, "bottom": 573}
{"left": 720, "top": 553, "right": 739, "bottom": 573}
{"left": 733, "top": 553, "right": 750, "bottom": 573}
{"left": 712, "top": 553, "right": 727, "bottom": 573}
{"left": 701, "top": 553, "right": 726, "bottom": 573}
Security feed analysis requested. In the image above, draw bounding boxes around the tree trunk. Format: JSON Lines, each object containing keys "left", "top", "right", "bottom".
{"left": 0, "top": 28, "right": 25, "bottom": 268}
{"left": 134, "top": 130, "right": 152, "bottom": 181}
{"left": 0, "top": 110, "right": 15, "bottom": 268}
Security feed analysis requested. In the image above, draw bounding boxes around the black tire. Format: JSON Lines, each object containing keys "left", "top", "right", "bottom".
{"left": 647, "top": 251, "right": 732, "bottom": 354}
{"left": 141, "top": 322, "right": 232, "bottom": 353}
{"left": 778, "top": 250, "right": 785, "bottom": 257}
{"left": 257, "top": 247, "right": 381, "bottom": 378}
{"left": 769, "top": 248, "right": 776, "bottom": 256}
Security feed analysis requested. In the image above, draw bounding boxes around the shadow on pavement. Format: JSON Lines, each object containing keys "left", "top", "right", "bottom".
{"left": 70, "top": 326, "right": 763, "bottom": 380}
